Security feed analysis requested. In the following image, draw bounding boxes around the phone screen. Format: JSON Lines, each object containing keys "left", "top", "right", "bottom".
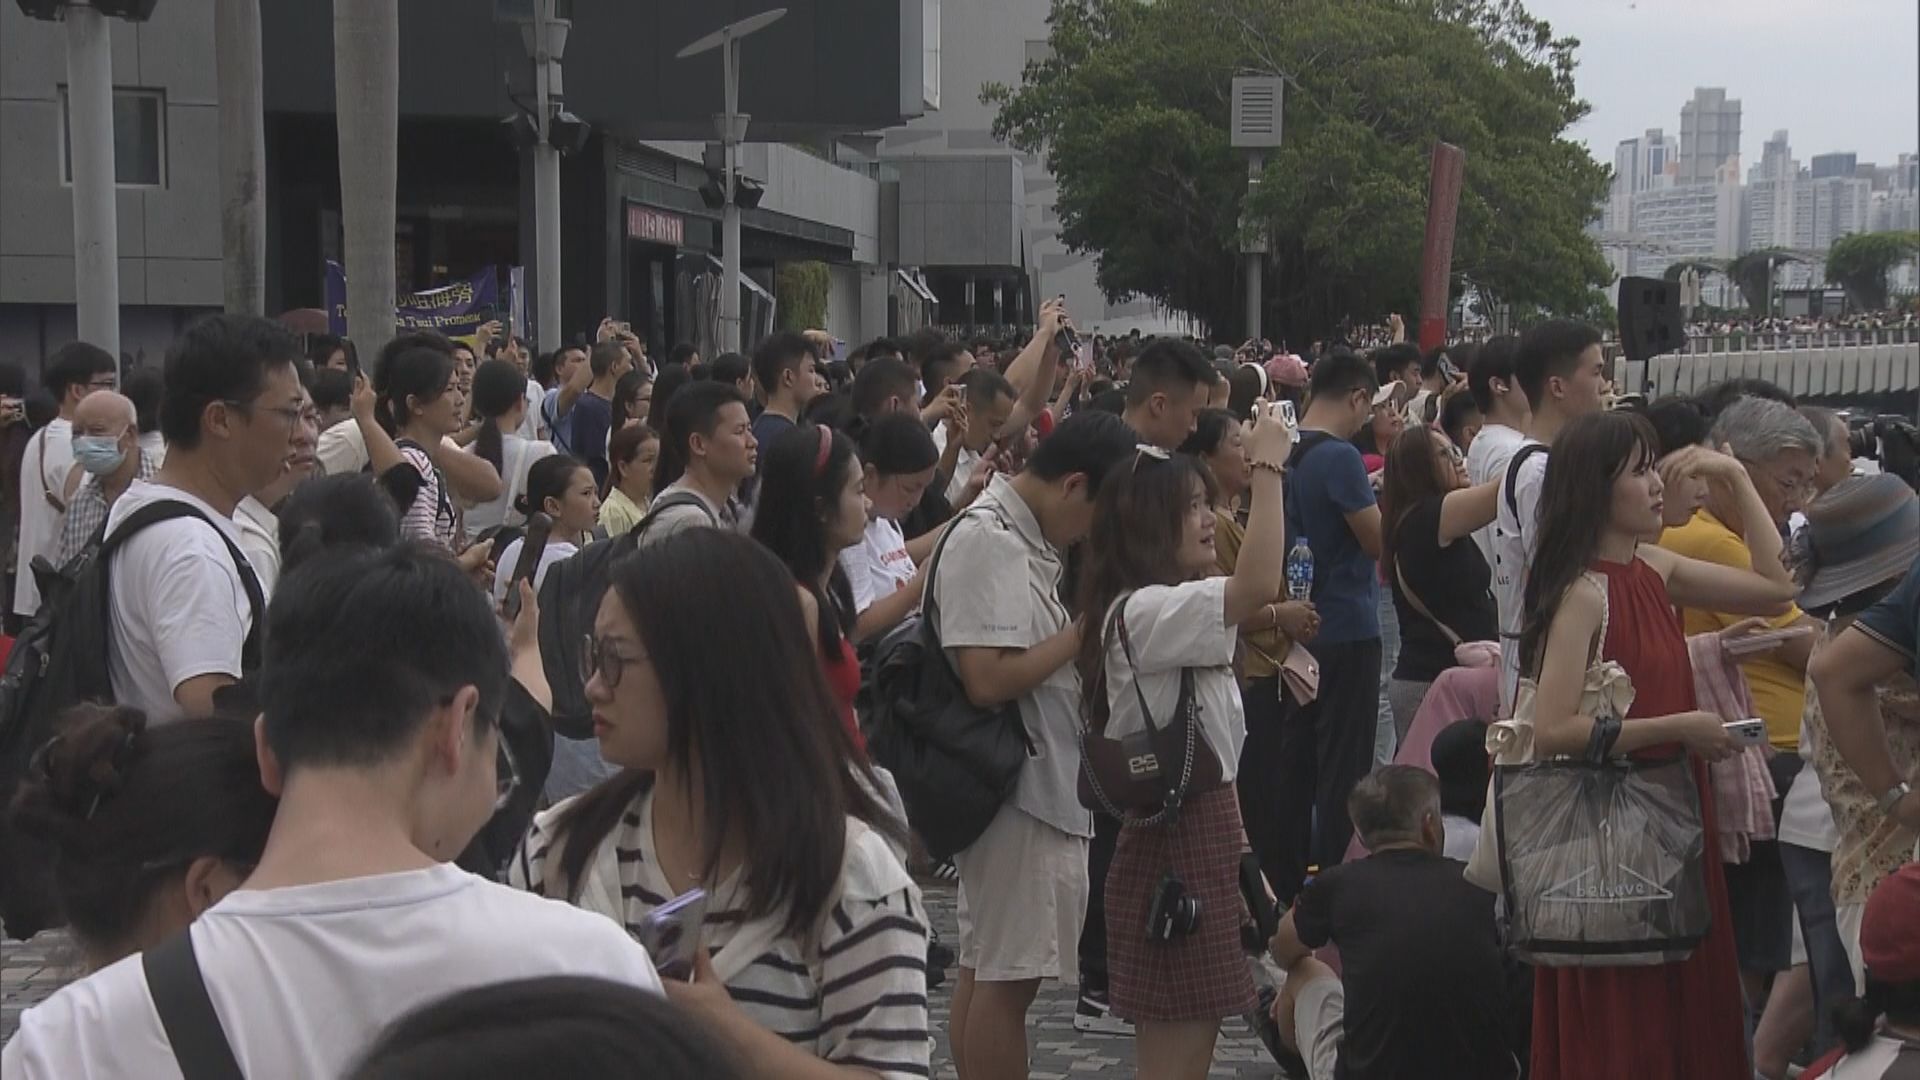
{"left": 637, "top": 888, "right": 709, "bottom": 981}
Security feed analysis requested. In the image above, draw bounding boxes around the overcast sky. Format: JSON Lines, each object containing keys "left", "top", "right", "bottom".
{"left": 1522, "top": 0, "right": 1918, "bottom": 170}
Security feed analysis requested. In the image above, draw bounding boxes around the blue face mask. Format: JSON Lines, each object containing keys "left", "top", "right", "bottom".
{"left": 72, "top": 434, "right": 127, "bottom": 477}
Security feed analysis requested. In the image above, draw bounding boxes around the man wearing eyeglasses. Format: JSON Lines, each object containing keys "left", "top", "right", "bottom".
{"left": 1658, "top": 392, "right": 1826, "bottom": 1016}
{"left": 103, "top": 314, "right": 308, "bottom": 724}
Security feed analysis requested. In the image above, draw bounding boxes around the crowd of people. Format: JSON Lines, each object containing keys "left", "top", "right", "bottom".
{"left": 0, "top": 299, "right": 1913, "bottom": 1080}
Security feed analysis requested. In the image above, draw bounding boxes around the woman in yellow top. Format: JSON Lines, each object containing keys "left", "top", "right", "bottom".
{"left": 1180, "top": 407, "right": 1318, "bottom": 893}
{"left": 599, "top": 423, "right": 659, "bottom": 537}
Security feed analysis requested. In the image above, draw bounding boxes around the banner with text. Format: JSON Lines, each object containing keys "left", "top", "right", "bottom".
{"left": 325, "top": 262, "right": 502, "bottom": 344}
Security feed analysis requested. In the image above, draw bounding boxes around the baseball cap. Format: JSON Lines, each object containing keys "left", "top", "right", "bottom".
{"left": 1861, "top": 861, "right": 1920, "bottom": 983}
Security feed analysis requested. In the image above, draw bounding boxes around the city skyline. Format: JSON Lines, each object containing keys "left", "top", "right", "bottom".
{"left": 1523, "top": 0, "right": 1918, "bottom": 172}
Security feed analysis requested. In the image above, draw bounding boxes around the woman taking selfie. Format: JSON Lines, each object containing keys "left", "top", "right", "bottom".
{"left": 509, "top": 532, "right": 928, "bottom": 1080}
{"left": 1517, "top": 411, "right": 1796, "bottom": 1080}
{"left": 750, "top": 424, "right": 870, "bottom": 747}
{"left": 1076, "top": 402, "right": 1295, "bottom": 1078}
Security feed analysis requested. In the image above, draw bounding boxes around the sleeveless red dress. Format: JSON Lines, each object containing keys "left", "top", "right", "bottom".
{"left": 1529, "top": 558, "right": 1749, "bottom": 1079}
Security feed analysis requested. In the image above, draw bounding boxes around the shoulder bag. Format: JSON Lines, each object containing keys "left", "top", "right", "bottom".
{"left": 1393, "top": 555, "right": 1499, "bottom": 669}
{"left": 1077, "top": 598, "right": 1224, "bottom": 826}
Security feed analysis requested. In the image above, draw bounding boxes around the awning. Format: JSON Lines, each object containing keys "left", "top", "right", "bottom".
{"left": 895, "top": 269, "right": 936, "bottom": 304}
{"left": 703, "top": 254, "right": 775, "bottom": 303}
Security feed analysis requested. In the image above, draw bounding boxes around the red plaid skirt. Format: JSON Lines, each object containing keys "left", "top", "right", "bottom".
{"left": 1105, "top": 784, "right": 1258, "bottom": 1022}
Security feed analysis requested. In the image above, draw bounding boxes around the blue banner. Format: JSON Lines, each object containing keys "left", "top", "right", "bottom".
{"left": 325, "top": 261, "right": 501, "bottom": 343}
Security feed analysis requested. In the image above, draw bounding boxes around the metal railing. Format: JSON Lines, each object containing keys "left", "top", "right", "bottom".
{"left": 1604, "top": 325, "right": 1920, "bottom": 359}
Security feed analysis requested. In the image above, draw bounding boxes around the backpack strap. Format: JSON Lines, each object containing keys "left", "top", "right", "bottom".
{"left": 104, "top": 501, "right": 268, "bottom": 669}
{"left": 33, "top": 428, "right": 66, "bottom": 513}
{"left": 143, "top": 930, "right": 244, "bottom": 1080}
{"left": 1502, "top": 443, "right": 1548, "bottom": 522}
{"left": 1285, "top": 429, "right": 1338, "bottom": 470}
{"left": 632, "top": 490, "right": 720, "bottom": 539}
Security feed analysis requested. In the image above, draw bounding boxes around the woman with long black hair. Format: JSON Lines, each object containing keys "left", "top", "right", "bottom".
{"left": 509, "top": 532, "right": 928, "bottom": 1080}
{"left": 466, "top": 359, "right": 556, "bottom": 535}
{"left": 360, "top": 344, "right": 466, "bottom": 548}
{"left": 750, "top": 423, "right": 870, "bottom": 750}
{"left": 840, "top": 411, "right": 940, "bottom": 644}
{"left": 1518, "top": 410, "right": 1797, "bottom": 1080}
{"left": 1076, "top": 403, "right": 1295, "bottom": 1078}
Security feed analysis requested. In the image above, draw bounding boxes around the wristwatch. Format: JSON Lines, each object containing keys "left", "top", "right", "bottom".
{"left": 1876, "top": 780, "right": 1912, "bottom": 816}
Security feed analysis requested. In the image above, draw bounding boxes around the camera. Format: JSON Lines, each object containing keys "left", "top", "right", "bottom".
{"left": 1846, "top": 414, "right": 1920, "bottom": 492}
{"left": 1146, "top": 872, "right": 1202, "bottom": 942}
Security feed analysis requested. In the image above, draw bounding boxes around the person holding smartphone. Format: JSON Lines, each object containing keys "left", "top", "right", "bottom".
{"left": 510, "top": 533, "right": 929, "bottom": 1080}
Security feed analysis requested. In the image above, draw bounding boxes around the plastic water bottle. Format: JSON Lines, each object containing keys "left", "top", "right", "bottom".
{"left": 1285, "top": 536, "right": 1313, "bottom": 602}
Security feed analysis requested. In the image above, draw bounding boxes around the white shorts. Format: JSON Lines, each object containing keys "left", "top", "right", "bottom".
{"left": 1290, "top": 974, "right": 1345, "bottom": 1080}
{"left": 953, "top": 803, "right": 1088, "bottom": 982}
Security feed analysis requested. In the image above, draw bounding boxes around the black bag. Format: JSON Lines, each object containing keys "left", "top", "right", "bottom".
{"left": 456, "top": 679, "right": 556, "bottom": 880}
{"left": 866, "top": 510, "right": 1033, "bottom": 860}
{"left": 0, "top": 500, "right": 265, "bottom": 940}
{"left": 1076, "top": 603, "right": 1222, "bottom": 825}
{"left": 537, "top": 491, "right": 716, "bottom": 737}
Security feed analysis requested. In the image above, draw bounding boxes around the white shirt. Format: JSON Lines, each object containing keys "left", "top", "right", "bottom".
{"left": 105, "top": 482, "right": 254, "bottom": 725}
{"left": 232, "top": 495, "right": 281, "bottom": 599}
{"left": 1101, "top": 577, "right": 1246, "bottom": 780}
{"left": 1465, "top": 422, "right": 1526, "bottom": 568}
{"left": 932, "top": 424, "right": 982, "bottom": 505}
{"left": 1, "top": 865, "right": 663, "bottom": 1080}
{"left": 315, "top": 420, "right": 465, "bottom": 480}
{"left": 137, "top": 430, "right": 167, "bottom": 469}
{"left": 1443, "top": 813, "right": 1482, "bottom": 863}
{"left": 520, "top": 378, "right": 547, "bottom": 441}
{"left": 490, "top": 537, "right": 579, "bottom": 608}
{"left": 14, "top": 418, "right": 73, "bottom": 616}
{"left": 840, "top": 516, "right": 916, "bottom": 615}
{"left": 464, "top": 435, "right": 556, "bottom": 535}
{"left": 1493, "top": 439, "right": 1547, "bottom": 714}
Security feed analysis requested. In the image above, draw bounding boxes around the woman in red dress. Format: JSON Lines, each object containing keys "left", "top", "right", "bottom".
{"left": 1517, "top": 411, "right": 1799, "bottom": 1079}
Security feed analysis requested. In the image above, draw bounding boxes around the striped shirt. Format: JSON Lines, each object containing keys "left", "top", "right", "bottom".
{"left": 510, "top": 790, "right": 931, "bottom": 1079}
{"left": 395, "top": 442, "right": 460, "bottom": 549}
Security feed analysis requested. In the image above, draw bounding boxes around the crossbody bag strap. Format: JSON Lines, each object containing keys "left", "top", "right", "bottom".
{"left": 143, "top": 930, "right": 245, "bottom": 1080}
{"left": 34, "top": 428, "right": 65, "bottom": 513}
{"left": 1393, "top": 554, "right": 1463, "bottom": 646}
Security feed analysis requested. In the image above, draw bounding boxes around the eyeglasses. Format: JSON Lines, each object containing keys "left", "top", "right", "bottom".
{"left": 86, "top": 377, "right": 118, "bottom": 391}
{"left": 581, "top": 634, "right": 646, "bottom": 690}
{"left": 493, "top": 737, "right": 521, "bottom": 813}
{"left": 224, "top": 399, "right": 309, "bottom": 427}
{"left": 1740, "top": 458, "right": 1813, "bottom": 500}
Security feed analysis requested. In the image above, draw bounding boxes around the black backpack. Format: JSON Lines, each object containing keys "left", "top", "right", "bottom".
{"left": 865, "top": 509, "right": 1034, "bottom": 860}
{"left": 536, "top": 491, "right": 717, "bottom": 736}
{"left": 0, "top": 500, "right": 265, "bottom": 939}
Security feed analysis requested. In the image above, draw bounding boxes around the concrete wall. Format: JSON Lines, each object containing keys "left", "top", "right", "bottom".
{"left": 0, "top": 0, "right": 223, "bottom": 315}
{"left": 1628, "top": 343, "right": 1920, "bottom": 404}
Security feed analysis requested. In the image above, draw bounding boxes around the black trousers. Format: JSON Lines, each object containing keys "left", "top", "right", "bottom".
{"left": 1078, "top": 811, "right": 1120, "bottom": 994}
{"left": 1258, "top": 638, "right": 1382, "bottom": 906}
{"left": 1237, "top": 674, "right": 1291, "bottom": 906}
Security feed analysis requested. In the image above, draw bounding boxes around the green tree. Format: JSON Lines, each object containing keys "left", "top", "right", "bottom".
{"left": 775, "top": 261, "right": 831, "bottom": 334}
{"left": 1825, "top": 231, "right": 1920, "bottom": 312}
{"left": 984, "top": 0, "right": 1611, "bottom": 340}
{"left": 1723, "top": 249, "right": 1798, "bottom": 316}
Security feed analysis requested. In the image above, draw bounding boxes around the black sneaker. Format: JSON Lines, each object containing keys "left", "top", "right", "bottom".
{"left": 1073, "top": 991, "right": 1135, "bottom": 1037}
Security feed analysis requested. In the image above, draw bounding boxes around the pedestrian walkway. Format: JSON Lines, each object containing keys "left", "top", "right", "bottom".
{"left": 4, "top": 880, "right": 1288, "bottom": 1076}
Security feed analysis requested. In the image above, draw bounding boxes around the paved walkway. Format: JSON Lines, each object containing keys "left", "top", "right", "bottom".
{"left": 3, "top": 881, "right": 1287, "bottom": 1077}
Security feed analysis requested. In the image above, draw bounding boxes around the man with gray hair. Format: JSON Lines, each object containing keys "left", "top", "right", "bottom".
{"left": 1660, "top": 389, "right": 1826, "bottom": 1019}
{"left": 1264, "top": 767, "right": 1517, "bottom": 1080}
{"left": 52, "top": 391, "right": 156, "bottom": 565}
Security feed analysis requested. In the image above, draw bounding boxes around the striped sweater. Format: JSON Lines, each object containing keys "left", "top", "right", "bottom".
{"left": 511, "top": 792, "right": 931, "bottom": 1079}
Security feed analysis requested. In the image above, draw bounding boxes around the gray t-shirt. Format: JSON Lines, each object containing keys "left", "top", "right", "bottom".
{"left": 930, "top": 476, "right": 1090, "bottom": 839}
{"left": 634, "top": 480, "right": 735, "bottom": 549}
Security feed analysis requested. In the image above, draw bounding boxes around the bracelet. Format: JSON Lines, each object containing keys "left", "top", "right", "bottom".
{"left": 1263, "top": 603, "right": 1279, "bottom": 629}
{"left": 1250, "top": 459, "right": 1287, "bottom": 475}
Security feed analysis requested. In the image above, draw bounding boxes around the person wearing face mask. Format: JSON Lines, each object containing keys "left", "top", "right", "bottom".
{"left": 53, "top": 391, "right": 156, "bottom": 566}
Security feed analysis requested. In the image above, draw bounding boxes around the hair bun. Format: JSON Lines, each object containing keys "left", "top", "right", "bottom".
{"left": 30, "top": 705, "right": 148, "bottom": 821}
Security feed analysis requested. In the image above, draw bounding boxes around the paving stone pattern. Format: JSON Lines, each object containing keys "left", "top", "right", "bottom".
{"left": 4, "top": 881, "right": 1286, "bottom": 1076}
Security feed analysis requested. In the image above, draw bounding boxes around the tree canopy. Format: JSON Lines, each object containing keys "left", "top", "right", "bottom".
{"left": 1724, "top": 249, "right": 1799, "bottom": 316}
{"left": 1825, "top": 231, "right": 1920, "bottom": 312}
{"left": 984, "top": 0, "right": 1612, "bottom": 341}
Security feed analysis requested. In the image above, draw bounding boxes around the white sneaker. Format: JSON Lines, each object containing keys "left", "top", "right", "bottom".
{"left": 1072, "top": 993, "right": 1135, "bottom": 1037}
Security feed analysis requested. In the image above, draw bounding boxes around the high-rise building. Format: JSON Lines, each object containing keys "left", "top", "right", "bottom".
{"left": 1613, "top": 128, "right": 1678, "bottom": 196}
{"left": 1750, "top": 130, "right": 1794, "bottom": 183}
{"left": 1810, "top": 152, "right": 1858, "bottom": 180}
{"left": 1678, "top": 88, "right": 1742, "bottom": 185}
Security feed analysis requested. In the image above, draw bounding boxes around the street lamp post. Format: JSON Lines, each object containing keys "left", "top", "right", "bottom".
{"left": 64, "top": 3, "right": 118, "bottom": 360}
{"left": 524, "top": 0, "right": 569, "bottom": 354}
{"left": 677, "top": 9, "right": 785, "bottom": 356}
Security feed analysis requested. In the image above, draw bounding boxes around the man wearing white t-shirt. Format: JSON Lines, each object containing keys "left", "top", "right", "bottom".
{"left": 1492, "top": 321, "right": 1609, "bottom": 714}
{"left": 1461, "top": 336, "right": 1529, "bottom": 568}
{"left": 13, "top": 341, "right": 117, "bottom": 618}
{"left": 104, "top": 316, "right": 308, "bottom": 723}
{"left": 1, "top": 544, "right": 661, "bottom": 1079}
